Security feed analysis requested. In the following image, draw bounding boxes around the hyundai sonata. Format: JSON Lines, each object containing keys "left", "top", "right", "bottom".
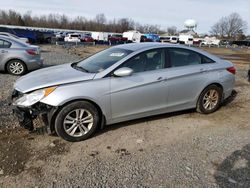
{"left": 12, "top": 43, "right": 235, "bottom": 142}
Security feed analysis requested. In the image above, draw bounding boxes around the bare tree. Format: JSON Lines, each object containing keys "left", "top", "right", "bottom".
{"left": 167, "top": 26, "right": 177, "bottom": 35}
{"left": 211, "top": 13, "right": 247, "bottom": 39}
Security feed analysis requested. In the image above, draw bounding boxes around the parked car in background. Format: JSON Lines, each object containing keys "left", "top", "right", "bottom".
{"left": 0, "top": 36, "right": 43, "bottom": 75}
{"left": 13, "top": 28, "right": 38, "bottom": 43}
{"left": 140, "top": 35, "right": 153, "bottom": 42}
{"left": 91, "top": 32, "right": 109, "bottom": 43}
{"left": 42, "top": 31, "right": 54, "bottom": 43}
{"left": 12, "top": 43, "right": 235, "bottom": 142}
{"left": 159, "top": 36, "right": 171, "bottom": 43}
{"left": 169, "top": 36, "right": 179, "bottom": 44}
{"left": 144, "top": 34, "right": 160, "bottom": 42}
{"left": 219, "top": 40, "right": 230, "bottom": 46}
{"left": 123, "top": 31, "right": 141, "bottom": 43}
{"left": 108, "top": 34, "right": 128, "bottom": 44}
{"left": 179, "top": 34, "right": 194, "bottom": 45}
{"left": 55, "top": 32, "right": 67, "bottom": 41}
{"left": 201, "top": 37, "right": 220, "bottom": 46}
{"left": 64, "top": 33, "right": 81, "bottom": 42}
{"left": 80, "top": 34, "right": 94, "bottom": 43}
{"left": 193, "top": 38, "right": 202, "bottom": 46}
{"left": 0, "top": 32, "right": 29, "bottom": 43}
{"left": 231, "top": 40, "right": 250, "bottom": 47}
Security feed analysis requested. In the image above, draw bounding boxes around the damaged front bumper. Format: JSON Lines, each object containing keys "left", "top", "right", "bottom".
{"left": 11, "top": 89, "right": 56, "bottom": 134}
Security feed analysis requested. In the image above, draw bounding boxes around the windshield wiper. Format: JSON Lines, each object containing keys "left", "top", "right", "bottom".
{"left": 72, "top": 63, "right": 89, "bottom": 73}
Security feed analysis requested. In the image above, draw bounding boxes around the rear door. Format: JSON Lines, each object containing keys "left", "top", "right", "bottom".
{"left": 110, "top": 48, "right": 169, "bottom": 121}
{"left": 165, "top": 48, "right": 212, "bottom": 109}
{"left": 0, "top": 39, "right": 11, "bottom": 69}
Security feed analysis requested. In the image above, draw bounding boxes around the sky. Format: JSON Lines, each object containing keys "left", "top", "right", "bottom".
{"left": 1, "top": 0, "right": 250, "bottom": 34}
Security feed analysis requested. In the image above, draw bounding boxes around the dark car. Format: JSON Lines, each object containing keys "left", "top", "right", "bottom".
{"left": 13, "top": 28, "right": 37, "bottom": 43}
{"left": 231, "top": 40, "right": 250, "bottom": 47}
{"left": 108, "top": 34, "right": 128, "bottom": 45}
{"left": 140, "top": 35, "right": 153, "bottom": 42}
{"left": 80, "top": 34, "right": 94, "bottom": 43}
{"left": 42, "top": 31, "right": 54, "bottom": 43}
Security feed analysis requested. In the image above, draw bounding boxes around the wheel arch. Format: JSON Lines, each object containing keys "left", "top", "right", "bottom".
{"left": 48, "top": 98, "right": 106, "bottom": 134}
{"left": 198, "top": 82, "right": 223, "bottom": 99}
{"left": 196, "top": 82, "right": 224, "bottom": 108}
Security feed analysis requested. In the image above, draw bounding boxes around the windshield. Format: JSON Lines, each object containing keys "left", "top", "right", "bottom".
{"left": 76, "top": 48, "right": 132, "bottom": 73}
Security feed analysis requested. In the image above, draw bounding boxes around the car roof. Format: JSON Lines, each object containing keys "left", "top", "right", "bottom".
{"left": 0, "top": 35, "right": 28, "bottom": 47}
{"left": 114, "top": 42, "right": 179, "bottom": 51}
{"left": 112, "top": 42, "right": 221, "bottom": 61}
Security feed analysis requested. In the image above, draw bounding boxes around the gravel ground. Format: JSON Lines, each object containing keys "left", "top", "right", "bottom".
{"left": 0, "top": 45, "right": 250, "bottom": 188}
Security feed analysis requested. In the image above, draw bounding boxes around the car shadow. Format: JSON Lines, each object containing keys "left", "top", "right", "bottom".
{"left": 214, "top": 143, "right": 250, "bottom": 187}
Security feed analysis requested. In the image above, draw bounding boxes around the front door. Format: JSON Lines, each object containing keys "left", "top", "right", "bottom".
{"left": 110, "top": 48, "right": 169, "bottom": 121}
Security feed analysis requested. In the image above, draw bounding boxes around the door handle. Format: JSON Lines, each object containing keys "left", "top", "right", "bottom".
{"left": 1, "top": 50, "right": 8, "bottom": 53}
{"left": 200, "top": 68, "right": 208, "bottom": 73}
{"left": 157, "top": 77, "right": 163, "bottom": 81}
{"left": 157, "top": 77, "right": 167, "bottom": 82}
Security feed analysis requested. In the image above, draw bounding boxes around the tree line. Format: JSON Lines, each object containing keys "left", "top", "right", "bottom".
{"left": 0, "top": 9, "right": 248, "bottom": 39}
{"left": 0, "top": 10, "right": 164, "bottom": 34}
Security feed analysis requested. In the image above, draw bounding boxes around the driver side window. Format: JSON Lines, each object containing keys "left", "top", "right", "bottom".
{"left": 122, "top": 49, "right": 165, "bottom": 73}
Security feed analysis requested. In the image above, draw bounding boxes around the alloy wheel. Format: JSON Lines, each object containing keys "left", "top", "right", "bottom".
{"left": 63, "top": 109, "right": 94, "bottom": 137}
{"left": 9, "top": 61, "right": 24, "bottom": 75}
{"left": 202, "top": 89, "right": 219, "bottom": 110}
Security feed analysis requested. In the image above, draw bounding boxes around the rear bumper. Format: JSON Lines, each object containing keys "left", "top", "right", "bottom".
{"left": 27, "top": 58, "right": 44, "bottom": 71}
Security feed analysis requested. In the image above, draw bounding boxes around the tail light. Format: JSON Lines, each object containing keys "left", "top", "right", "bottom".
{"left": 227, "top": 67, "right": 236, "bottom": 75}
{"left": 26, "top": 49, "right": 39, "bottom": 55}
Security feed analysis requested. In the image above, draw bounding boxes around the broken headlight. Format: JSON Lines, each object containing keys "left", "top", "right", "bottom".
{"left": 13, "top": 87, "right": 57, "bottom": 107}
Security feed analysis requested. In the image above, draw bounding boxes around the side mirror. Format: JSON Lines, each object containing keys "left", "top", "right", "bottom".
{"left": 113, "top": 67, "right": 133, "bottom": 77}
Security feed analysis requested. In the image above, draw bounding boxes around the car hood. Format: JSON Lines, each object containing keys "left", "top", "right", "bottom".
{"left": 14, "top": 63, "right": 96, "bottom": 93}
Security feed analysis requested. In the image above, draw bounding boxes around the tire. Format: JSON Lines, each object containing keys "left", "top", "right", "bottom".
{"left": 196, "top": 85, "right": 223, "bottom": 114}
{"left": 7, "top": 60, "right": 27, "bottom": 75}
{"left": 55, "top": 101, "right": 100, "bottom": 142}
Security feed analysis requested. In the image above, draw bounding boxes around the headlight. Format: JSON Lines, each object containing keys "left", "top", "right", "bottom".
{"left": 13, "top": 87, "right": 57, "bottom": 107}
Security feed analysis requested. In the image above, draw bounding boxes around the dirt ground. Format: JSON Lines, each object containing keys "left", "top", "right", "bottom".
{"left": 0, "top": 45, "right": 250, "bottom": 187}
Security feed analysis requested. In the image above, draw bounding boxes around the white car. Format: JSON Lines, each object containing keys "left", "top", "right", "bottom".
{"left": 179, "top": 34, "right": 194, "bottom": 45}
{"left": 0, "top": 32, "right": 29, "bottom": 43}
{"left": 91, "top": 32, "right": 109, "bottom": 42}
{"left": 123, "top": 31, "right": 141, "bottom": 43}
{"left": 64, "top": 33, "right": 81, "bottom": 42}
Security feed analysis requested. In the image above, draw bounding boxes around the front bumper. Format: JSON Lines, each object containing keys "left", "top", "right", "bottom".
{"left": 11, "top": 89, "right": 55, "bottom": 134}
{"left": 12, "top": 104, "right": 53, "bottom": 134}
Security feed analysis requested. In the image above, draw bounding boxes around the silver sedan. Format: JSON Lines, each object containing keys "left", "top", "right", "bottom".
{"left": 12, "top": 43, "right": 235, "bottom": 142}
{"left": 0, "top": 36, "right": 43, "bottom": 75}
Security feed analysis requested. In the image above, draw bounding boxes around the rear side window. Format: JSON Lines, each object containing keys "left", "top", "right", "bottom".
{"left": 201, "top": 55, "right": 215, "bottom": 64}
{"left": 168, "top": 48, "right": 215, "bottom": 67}
{"left": 168, "top": 48, "right": 202, "bottom": 67}
{"left": 0, "top": 39, "right": 11, "bottom": 48}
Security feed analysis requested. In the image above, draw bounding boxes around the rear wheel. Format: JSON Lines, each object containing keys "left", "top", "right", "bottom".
{"left": 55, "top": 101, "right": 99, "bottom": 142}
{"left": 197, "top": 85, "right": 223, "bottom": 114}
{"left": 7, "top": 60, "right": 26, "bottom": 75}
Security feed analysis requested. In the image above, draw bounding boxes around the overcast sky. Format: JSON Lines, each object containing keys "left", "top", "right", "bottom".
{"left": 1, "top": 0, "right": 250, "bottom": 34}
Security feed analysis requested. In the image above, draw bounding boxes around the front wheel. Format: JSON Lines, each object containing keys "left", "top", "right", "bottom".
{"left": 197, "top": 85, "right": 223, "bottom": 114}
{"left": 55, "top": 101, "right": 100, "bottom": 142}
